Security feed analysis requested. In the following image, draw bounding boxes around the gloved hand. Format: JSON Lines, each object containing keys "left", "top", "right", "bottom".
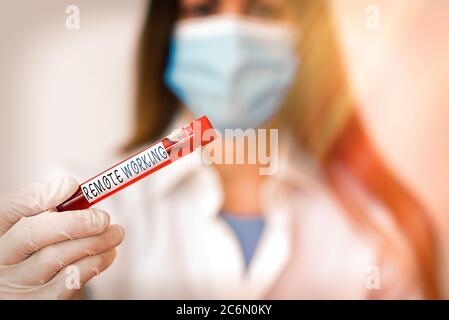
{"left": 0, "top": 176, "right": 124, "bottom": 299}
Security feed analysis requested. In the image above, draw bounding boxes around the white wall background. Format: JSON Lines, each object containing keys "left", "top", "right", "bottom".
{"left": 0, "top": 0, "right": 448, "bottom": 296}
{"left": 0, "top": 0, "right": 145, "bottom": 190}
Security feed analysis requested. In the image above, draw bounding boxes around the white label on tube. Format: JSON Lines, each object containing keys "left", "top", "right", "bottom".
{"left": 80, "top": 142, "right": 169, "bottom": 203}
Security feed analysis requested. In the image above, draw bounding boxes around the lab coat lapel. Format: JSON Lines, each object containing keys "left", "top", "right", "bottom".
{"left": 172, "top": 164, "right": 245, "bottom": 299}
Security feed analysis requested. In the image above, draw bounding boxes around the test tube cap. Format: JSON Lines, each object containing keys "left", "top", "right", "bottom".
{"left": 194, "top": 116, "right": 216, "bottom": 146}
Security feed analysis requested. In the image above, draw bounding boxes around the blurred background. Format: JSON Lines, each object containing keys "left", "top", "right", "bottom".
{"left": 0, "top": 0, "right": 448, "bottom": 296}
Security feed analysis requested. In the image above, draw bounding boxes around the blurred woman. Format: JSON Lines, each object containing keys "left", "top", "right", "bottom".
{"left": 80, "top": 0, "right": 438, "bottom": 299}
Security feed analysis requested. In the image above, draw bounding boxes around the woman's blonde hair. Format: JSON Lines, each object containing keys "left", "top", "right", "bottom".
{"left": 127, "top": 0, "right": 440, "bottom": 298}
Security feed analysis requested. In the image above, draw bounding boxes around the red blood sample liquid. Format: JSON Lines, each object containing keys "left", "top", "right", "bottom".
{"left": 56, "top": 116, "right": 215, "bottom": 212}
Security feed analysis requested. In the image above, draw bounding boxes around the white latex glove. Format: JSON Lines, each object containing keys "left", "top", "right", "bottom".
{"left": 0, "top": 176, "right": 124, "bottom": 299}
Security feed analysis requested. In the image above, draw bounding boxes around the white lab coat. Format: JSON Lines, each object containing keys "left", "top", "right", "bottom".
{"left": 69, "top": 129, "right": 420, "bottom": 299}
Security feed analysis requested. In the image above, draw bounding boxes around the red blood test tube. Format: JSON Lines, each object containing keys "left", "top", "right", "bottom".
{"left": 56, "top": 116, "right": 215, "bottom": 212}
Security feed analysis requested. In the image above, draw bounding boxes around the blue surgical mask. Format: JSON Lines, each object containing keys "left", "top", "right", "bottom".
{"left": 165, "top": 16, "right": 299, "bottom": 130}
